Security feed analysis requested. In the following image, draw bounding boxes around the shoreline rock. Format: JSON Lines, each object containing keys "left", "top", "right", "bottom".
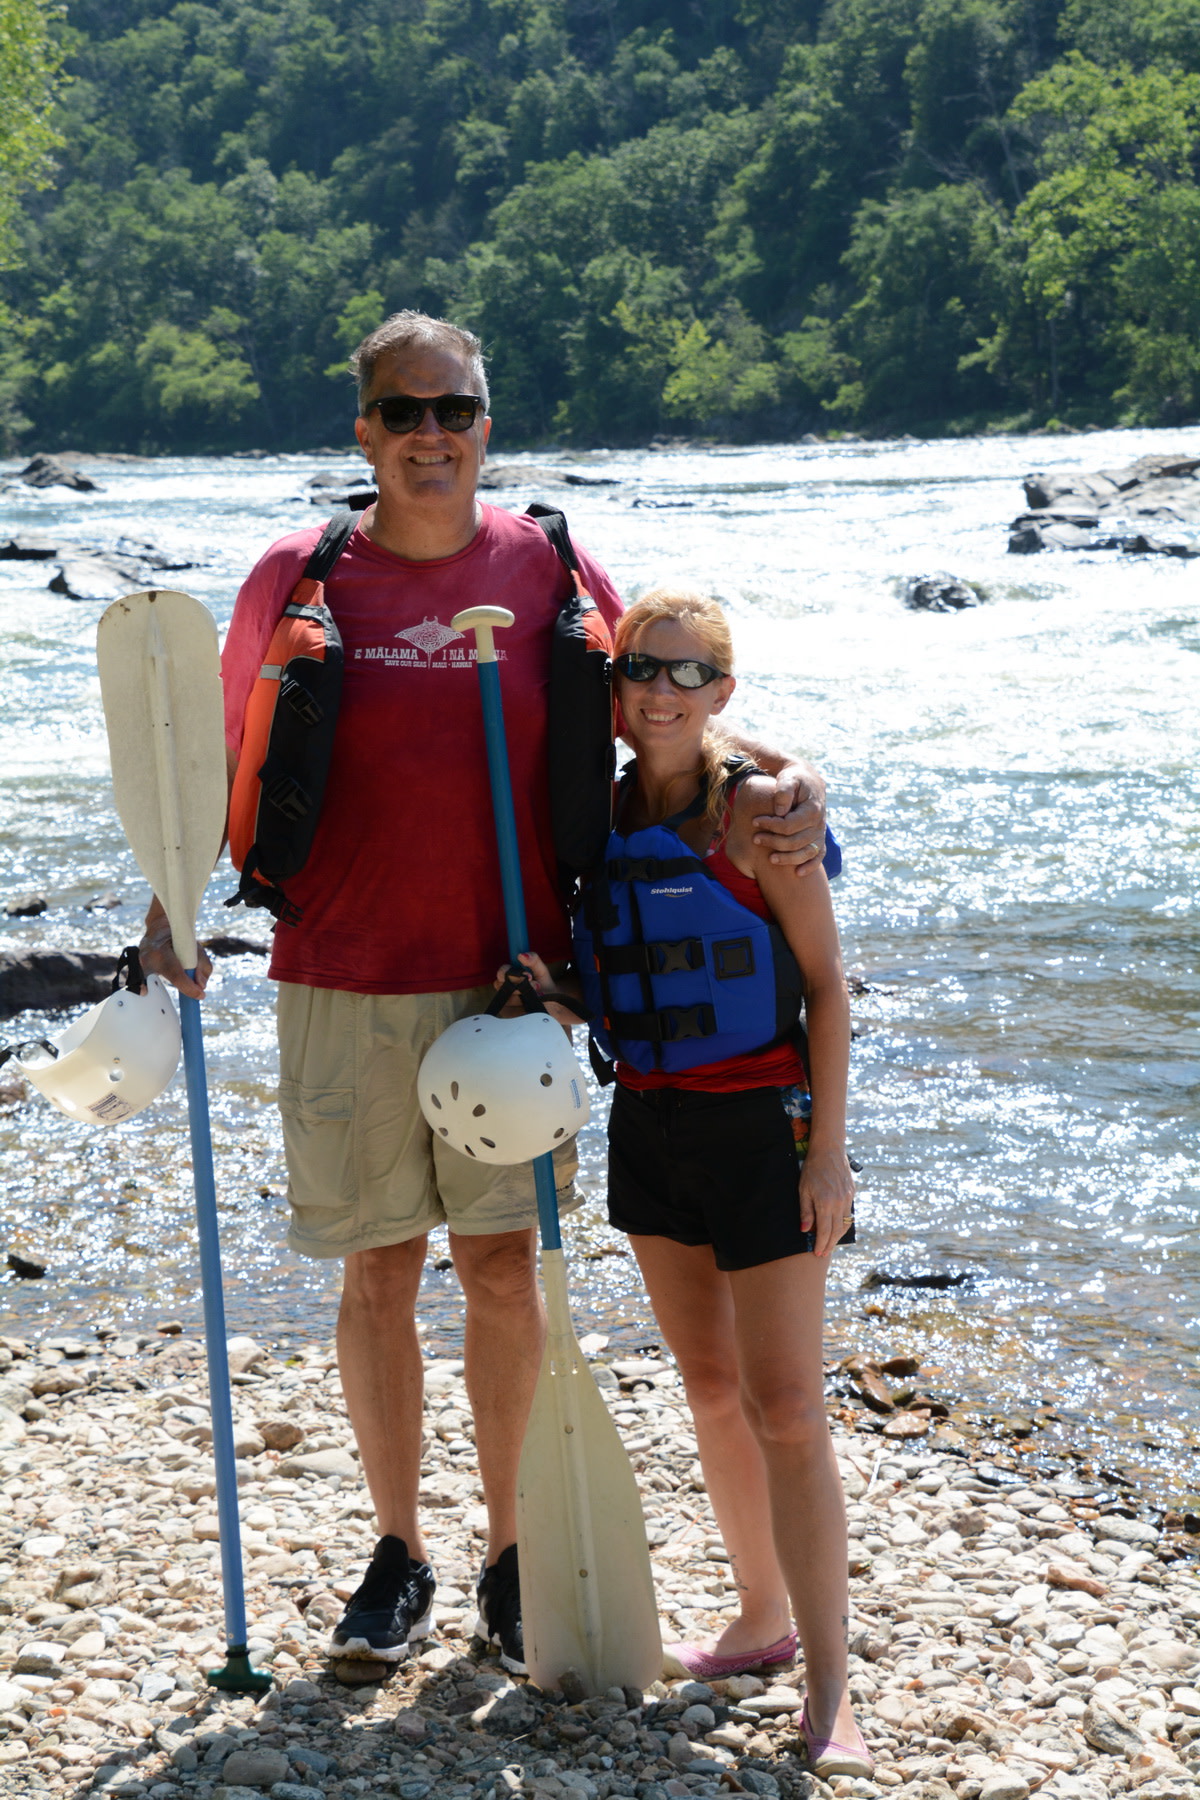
{"left": 0, "top": 1329, "right": 1195, "bottom": 1800}
{"left": 0, "top": 940, "right": 272, "bottom": 1020}
{"left": 0, "top": 950, "right": 118, "bottom": 1020}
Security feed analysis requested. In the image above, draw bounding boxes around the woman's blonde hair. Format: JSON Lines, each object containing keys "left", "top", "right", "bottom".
{"left": 615, "top": 587, "right": 738, "bottom": 830}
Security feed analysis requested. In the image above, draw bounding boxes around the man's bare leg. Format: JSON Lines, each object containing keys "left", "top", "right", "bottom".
{"left": 337, "top": 1237, "right": 430, "bottom": 1559}
{"left": 450, "top": 1227, "right": 544, "bottom": 1564}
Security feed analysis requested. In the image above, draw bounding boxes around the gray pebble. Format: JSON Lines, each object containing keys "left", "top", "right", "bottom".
{"left": 289, "top": 1747, "right": 332, "bottom": 1776}
{"left": 221, "top": 1749, "right": 290, "bottom": 1786}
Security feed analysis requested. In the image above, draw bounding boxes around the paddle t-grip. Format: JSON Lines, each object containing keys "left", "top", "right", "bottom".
{"left": 452, "top": 605, "right": 514, "bottom": 665}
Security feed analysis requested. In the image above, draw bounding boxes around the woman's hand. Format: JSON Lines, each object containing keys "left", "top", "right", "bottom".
{"left": 492, "top": 952, "right": 585, "bottom": 1030}
{"left": 799, "top": 1144, "right": 855, "bottom": 1259}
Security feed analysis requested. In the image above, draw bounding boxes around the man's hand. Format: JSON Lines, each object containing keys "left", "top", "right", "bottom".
{"left": 140, "top": 897, "right": 211, "bottom": 998}
{"left": 752, "top": 763, "right": 828, "bottom": 873}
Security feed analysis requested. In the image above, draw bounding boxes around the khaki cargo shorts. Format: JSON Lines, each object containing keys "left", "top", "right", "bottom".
{"left": 277, "top": 982, "right": 581, "bottom": 1259}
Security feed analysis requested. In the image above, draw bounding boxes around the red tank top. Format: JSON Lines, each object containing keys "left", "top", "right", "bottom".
{"left": 615, "top": 836, "right": 807, "bottom": 1094}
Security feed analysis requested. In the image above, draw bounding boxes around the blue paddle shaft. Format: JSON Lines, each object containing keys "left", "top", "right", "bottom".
{"left": 474, "top": 659, "right": 563, "bottom": 1252}
{"left": 180, "top": 987, "right": 250, "bottom": 1649}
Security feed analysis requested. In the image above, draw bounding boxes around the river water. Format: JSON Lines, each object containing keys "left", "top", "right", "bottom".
{"left": 1, "top": 430, "right": 1197, "bottom": 1511}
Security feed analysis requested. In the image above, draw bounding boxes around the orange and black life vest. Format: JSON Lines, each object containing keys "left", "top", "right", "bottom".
{"left": 225, "top": 511, "right": 355, "bottom": 925}
{"left": 225, "top": 503, "right": 614, "bottom": 926}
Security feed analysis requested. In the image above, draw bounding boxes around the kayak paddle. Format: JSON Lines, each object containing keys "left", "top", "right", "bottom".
{"left": 452, "top": 604, "right": 662, "bottom": 1696}
{"left": 96, "top": 588, "right": 270, "bottom": 1695}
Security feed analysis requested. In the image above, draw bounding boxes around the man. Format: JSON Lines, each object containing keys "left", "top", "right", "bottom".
{"left": 144, "top": 311, "right": 828, "bottom": 1672}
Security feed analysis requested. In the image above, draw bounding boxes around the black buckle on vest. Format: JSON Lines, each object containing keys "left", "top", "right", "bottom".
{"left": 281, "top": 677, "right": 323, "bottom": 726}
{"left": 224, "top": 860, "right": 302, "bottom": 927}
{"left": 599, "top": 937, "right": 703, "bottom": 977}
{"left": 651, "top": 937, "right": 703, "bottom": 975}
{"left": 265, "top": 774, "right": 311, "bottom": 822}
{"left": 660, "top": 1003, "right": 716, "bottom": 1042}
{"left": 608, "top": 856, "right": 652, "bottom": 882}
{"left": 712, "top": 936, "right": 755, "bottom": 979}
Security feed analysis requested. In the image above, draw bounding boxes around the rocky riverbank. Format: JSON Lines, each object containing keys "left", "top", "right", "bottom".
{"left": 0, "top": 1330, "right": 1197, "bottom": 1800}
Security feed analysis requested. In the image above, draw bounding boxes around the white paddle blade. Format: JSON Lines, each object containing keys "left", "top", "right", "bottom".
{"left": 96, "top": 590, "right": 227, "bottom": 969}
{"left": 517, "top": 1250, "right": 662, "bottom": 1695}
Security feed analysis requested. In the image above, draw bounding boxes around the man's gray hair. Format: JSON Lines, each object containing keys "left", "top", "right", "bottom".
{"left": 350, "top": 311, "right": 489, "bottom": 412}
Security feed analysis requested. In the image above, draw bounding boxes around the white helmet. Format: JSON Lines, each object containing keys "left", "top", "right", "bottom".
{"left": 418, "top": 1010, "right": 590, "bottom": 1164}
{"left": 11, "top": 975, "right": 181, "bottom": 1126}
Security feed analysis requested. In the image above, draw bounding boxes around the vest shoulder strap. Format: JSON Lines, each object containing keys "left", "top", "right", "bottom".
{"left": 302, "top": 510, "right": 361, "bottom": 585}
{"left": 525, "top": 503, "right": 581, "bottom": 576}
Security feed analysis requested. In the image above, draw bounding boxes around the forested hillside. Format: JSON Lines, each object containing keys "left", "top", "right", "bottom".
{"left": 3, "top": 0, "right": 1200, "bottom": 451}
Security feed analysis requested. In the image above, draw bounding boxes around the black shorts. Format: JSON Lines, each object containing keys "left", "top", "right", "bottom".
{"left": 607, "top": 1081, "right": 856, "bottom": 1272}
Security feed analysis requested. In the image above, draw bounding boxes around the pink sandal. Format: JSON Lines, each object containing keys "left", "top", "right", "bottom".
{"left": 662, "top": 1627, "right": 798, "bottom": 1681}
{"left": 800, "top": 1698, "right": 874, "bottom": 1779}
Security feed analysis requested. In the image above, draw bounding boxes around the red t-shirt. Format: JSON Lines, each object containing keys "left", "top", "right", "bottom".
{"left": 222, "top": 506, "right": 622, "bottom": 995}
{"left": 616, "top": 838, "right": 807, "bottom": 1094}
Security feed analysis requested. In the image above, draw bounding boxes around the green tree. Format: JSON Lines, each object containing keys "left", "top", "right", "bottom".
{"left": 1005, "top": 53, "right": 1200, "bottom": 414}
{"left": 661, "top": 303, "right": 780, "bottom": 431}
{"left": 1061, "top": 0, "right": 1200, "bottom": 73}
{"left": 0, "top": 0, "right": 66, "bottom": 263}
{"left": 134, "top": 312, "right": 259, "bottom": 446}
{"left": 718, "top": 0, "right": 926, "bottom": 319}
{"left": 835, "top": 182, "right": 1013, "bottom": 424}
{"left": 553, "top": 250, "right": 689, "bottom": 443}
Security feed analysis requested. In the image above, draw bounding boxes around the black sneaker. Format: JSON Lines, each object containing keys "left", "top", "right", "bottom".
{"left": 330, "top": 1535, "right": 436, "bottom": 1662}
{"left": 474, "top": 1542, "right": 526, "bottom": 1674}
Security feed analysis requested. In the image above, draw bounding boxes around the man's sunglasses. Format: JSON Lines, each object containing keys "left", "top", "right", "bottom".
{"left": 614, "top": 652, "right": 728, "bottom": 690}
{"left": 363, "top": 393, "right": 486, "bottom": 434}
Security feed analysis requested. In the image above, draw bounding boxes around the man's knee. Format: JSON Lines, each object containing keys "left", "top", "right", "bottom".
{"left": 451, "top": 1230, "right": 538, "bottom": 1309}
{"left": 341, "top": 1237, "right": 428, "bottom": 1315}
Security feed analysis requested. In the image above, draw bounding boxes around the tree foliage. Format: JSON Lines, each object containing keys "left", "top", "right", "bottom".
{"left": 2, "top": 0, "right": 1199, "bottom": 450}
{"left": 0, "top": 0, "right": 65, "bottom": 262}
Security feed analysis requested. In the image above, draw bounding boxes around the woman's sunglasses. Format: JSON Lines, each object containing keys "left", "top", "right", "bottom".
{"left": 363, "top": 393, "right": 486, "bottom": 434}
{"left": 614, "top": 652, "right": 728, "bottom": 690}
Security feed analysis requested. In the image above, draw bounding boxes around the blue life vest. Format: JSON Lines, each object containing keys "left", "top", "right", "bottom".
{"left": 573, "top": 764, "right": 837, "bottom": 1077}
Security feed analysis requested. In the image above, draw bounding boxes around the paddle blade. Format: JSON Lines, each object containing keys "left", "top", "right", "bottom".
{"left": 96, "top": 590, "right": 227, "bottom": 968}
{"left": 516, "top": 1249, "right": 662, "bottom": 1696}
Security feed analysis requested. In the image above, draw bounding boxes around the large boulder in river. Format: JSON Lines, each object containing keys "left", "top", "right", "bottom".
{"left": 305, "top": 471, "right": 376, "bottom": 506}
{"left": 1023, "top": 452, "right": 1200, "bottom": 518}
{"left": 1012, "top": 452, "right": 1200, "bottom": 551}
{"left": 18, "top": 454, "right": 102, "bottom": 493}
{"left": 904, "top": 573, "right": 982, "bottom": 612}
{"left": 112, "top": 536, "right": 198, "bottom": 571}
{"left": 1, "top": 533, "right": 195, "bottom": 575}
{"left": 1009, "top": 516, "right": 1200, "bottom": 556}
{"left": 0, "top": 534, "right": 60, "bottom": 560}
{"left": 477, "top": 464, "right": 617, "bottom": 488}
{"left": 49, "top": 555, "right": 143, "bottom": 602}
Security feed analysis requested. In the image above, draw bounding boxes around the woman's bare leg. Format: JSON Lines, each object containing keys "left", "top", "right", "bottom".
{"left": 629, "top": 1234, "right": 791, "bottom": 1653}
{"left": 729, "top": 1252, "right": 861, "bottom": 1746}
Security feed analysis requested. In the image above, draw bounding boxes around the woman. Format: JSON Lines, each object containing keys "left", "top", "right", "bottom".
{"left": 521, "top": 588, "right": 870, "bottom": 1780}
